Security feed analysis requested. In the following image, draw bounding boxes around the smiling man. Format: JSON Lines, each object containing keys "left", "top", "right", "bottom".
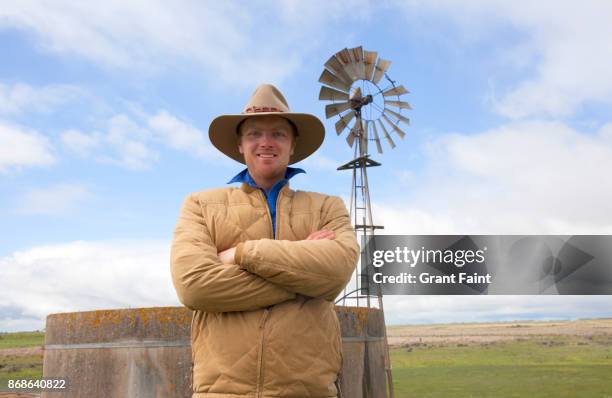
{"left": 171, "top": 84, "right": 359, "bottom": 398}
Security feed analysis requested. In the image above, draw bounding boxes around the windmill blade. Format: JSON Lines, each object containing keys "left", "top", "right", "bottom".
{"left": 364, "top": 51, "right": 378, "bottom": 81}
{"left": 384, "top": 99, "right": 412, "bottom": 110}
{"left": 382, "top": 113, "right": 407, "bottom": 139}
{"left": 372, "top": 58, "right": 391, "bottom": 84}
{"left": 346, "top": 125, "right": 357, "bottom": 148}
{"left": 360, "top": 119, "right": 368, "bottom": 156}
{"left": 382, "top": 85, "right": 409, "bottom": 97}
{"left": 377, "top": 119, "right": 396, "bottom": 149}
{"left": 319, "top": 69, "right": 351, "bottom": 92}
{"left": 371, "top": 119, "right": 384, "bottom": 154}
{"left": 349, "top": 46, "right": 366, "bottom": 80}
{"left": 335, "top": 110, "right": 355, "bottom": 135}
{"left": 384, "top": 108, "right": 411, "bottom": 125}
{"left": 325, "top": 101, "right": 352, "bottom": 119}
{"left": 319, "top": 86, "right": 349, "bottom": 101}
{"left": 324, "top": 55, "right": 353, "bottom": 85}
{"left": 336, "top": 48, "right": 351, "bottom": 64}
{"left": 350, "top": 87, "right": 362, "bottom": 100}
{"left": 343, "top": 47, "right": 359, "bottom": 81}
{"left": 336, "top": 48, "right": 358, "bottom": 83}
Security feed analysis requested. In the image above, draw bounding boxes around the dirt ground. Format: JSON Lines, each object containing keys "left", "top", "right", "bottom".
{"left": 0, "top": 348, "right": 42, "bottom": 357}
{"left": 386, "top": 318, "right": 612, "bottom": 347}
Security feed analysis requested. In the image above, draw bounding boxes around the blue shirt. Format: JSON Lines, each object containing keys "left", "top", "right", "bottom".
{"left": 227, "top": 167, "right": 305, "bottom": 238}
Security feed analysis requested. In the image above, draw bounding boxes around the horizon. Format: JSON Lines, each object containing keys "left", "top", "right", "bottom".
{"left": 5, "top": 315, "right": 612, "bottom": 334}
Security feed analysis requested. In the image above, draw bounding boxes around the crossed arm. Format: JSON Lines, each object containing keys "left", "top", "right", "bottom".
{"left": 171, "top": 194, "right": 358, "bottom": 313}
{"left": 171, "top": 194, "right": 297, "bottom": 312}
{"left": 231, "top": 196, "right": 359, "bottom": 301}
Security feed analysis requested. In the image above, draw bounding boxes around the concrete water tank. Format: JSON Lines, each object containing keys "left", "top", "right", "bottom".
{"left": 42, "top": 306, "right": 388, "bottom": 397}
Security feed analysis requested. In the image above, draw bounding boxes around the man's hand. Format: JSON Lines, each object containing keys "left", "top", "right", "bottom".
{"left": 305, "top": 229, "right": 336, "bottom": 240}
{"left": 218, "top": 247, "right": 236, "bottom": 264}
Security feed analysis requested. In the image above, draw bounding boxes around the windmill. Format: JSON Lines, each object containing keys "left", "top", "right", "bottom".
{"left": 319, "top": 46, "right": 411, "bottom": 398}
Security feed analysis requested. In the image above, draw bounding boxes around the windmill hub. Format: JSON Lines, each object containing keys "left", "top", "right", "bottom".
{"left": 350, "top": 94, "right": 373, "bottom": 112}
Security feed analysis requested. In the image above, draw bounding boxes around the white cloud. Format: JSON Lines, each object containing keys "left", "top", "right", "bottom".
{"left": 299, "top": 153, "right": 343, "bottom": 172}
{"left": 0, "top": 2, "right": 238, "bottom": 69}
{"left": 0, "top": 240, "right": 179, "bottom": 332}
{"left": 0, "top": 121, "right": 55, "bottom": 172}
{"left": 60, "top": 129, "right": 101, "bottom": 157}
{"left": 374, "top": 120, "right": 612, "bottom": 234}
{"left": 147, "top": 110, "right": 218, "bottom": 160}
{"left": 18, "top": 183, "right": 92, "bottom": 215}
{"left": 103, "top": 114, "right": 158, "bottom": 170}
{"left": 2, "top": 240, "right": 609, "bottom": 332}
{"left": 61, "top": 110, "right": 225, "bottom": 170}
{"left": 383, "top": 295, "right": 612, "bottom": 325}
{"left": 397, "top": 0, "right": 612, "bottom": 118}
{"left": 61, "top": 114, "right": 156, "bottom": 170}
{"left": 0, "top": 2, "right": 354, "bottom": 86}
{"left": 0, "top": 82, "right": 82, "bottom": 115}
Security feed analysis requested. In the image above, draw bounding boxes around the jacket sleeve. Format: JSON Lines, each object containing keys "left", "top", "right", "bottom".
{"left": 235, "top": 195, "right": 359, "bottom": 301}
{"left": 170, "top": 194, "right": 296, "bottom": 312}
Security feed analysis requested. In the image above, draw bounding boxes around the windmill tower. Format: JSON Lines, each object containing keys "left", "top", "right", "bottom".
{"left": 318, "top": 47, "right": 411, "bottom": 398}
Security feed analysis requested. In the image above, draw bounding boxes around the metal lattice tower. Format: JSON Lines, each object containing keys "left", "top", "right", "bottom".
{"left": 318, "top": 46, "right": 411, "bottom": 398}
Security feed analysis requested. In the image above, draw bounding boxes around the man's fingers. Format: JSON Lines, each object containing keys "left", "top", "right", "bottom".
{"left": 306, "top": 229, "right": 336, "bottom": 240}
{"left": 306, "top": 231, "right": 325, "bottom": 240}
{"left": 218, "top": 247, "right": 236, "bottom": 264}
{"left": 320, "top": 231, "right": 335, "bottom": 239}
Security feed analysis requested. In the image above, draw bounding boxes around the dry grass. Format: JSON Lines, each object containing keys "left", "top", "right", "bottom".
{"left": 386, "top": 318, "right": 612, "bottom": 347}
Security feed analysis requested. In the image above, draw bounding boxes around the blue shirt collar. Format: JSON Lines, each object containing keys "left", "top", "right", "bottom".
{"left": 227, "top": 167, "right": 305, "bottom": 190}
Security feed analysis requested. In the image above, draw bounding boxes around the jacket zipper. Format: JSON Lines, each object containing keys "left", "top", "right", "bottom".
{"left": 274, "top": 188, "right": 283, "bottom": 240}
{"left": 256, "top": 189, "right": 275, "bottom": 239}
{"left": 256, "top": 308, "right": 270, "bottom": 398}
{"left": 256, "top": 185, "right": 287, "bottom": 240}
{"left": 253, "top": 186, "right": 285, "bottom": 396}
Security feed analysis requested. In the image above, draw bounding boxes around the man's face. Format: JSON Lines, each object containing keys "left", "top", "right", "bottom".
{"left": 238, "top": 115, "right": 296, "bottom": 187}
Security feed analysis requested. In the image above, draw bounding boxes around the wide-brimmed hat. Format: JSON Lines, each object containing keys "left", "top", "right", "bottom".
{"left": 209, "top": 84, "right": 325, "bottom": 164}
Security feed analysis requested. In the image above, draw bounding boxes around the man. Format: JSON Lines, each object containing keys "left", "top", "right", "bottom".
{"left": 171, "top": 84, "right": 359, "bottom": 398}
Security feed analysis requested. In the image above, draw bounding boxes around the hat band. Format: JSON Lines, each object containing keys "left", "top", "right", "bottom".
{"left": 244, "top": 106, "right": 285, "bottom": 113}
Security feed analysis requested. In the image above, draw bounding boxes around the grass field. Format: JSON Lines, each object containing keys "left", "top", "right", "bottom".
{"left": 0, "top": 332, "right": 44, "bottom": 390}
{"left": 1, "top": 323, "right": 612, "bottom": 397}
{"left": 390, "top": 333, "right": 612, "bottom": 398}
{"left": 0, "top": 332, "right": 44, "bottom": 350}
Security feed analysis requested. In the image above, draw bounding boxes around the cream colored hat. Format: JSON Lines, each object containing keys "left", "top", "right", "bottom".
{"left": 209, "top": 84, "right": 325, "bottom": 164}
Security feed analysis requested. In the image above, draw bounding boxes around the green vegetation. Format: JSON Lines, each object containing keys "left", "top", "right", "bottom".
{"left": 0, "top": 331, "right": 44, "bottom": 349}
{"left": 0, "top": 332, "right": 44, "bottom": 389}
{"left": 0, "top": 354, "right": 43, "bottom": 387}
{"left": 2, "top": 329, "right": 612, "bottom": 396}
{"left": 391, "top": 335, "right": 612, "bottom": 398}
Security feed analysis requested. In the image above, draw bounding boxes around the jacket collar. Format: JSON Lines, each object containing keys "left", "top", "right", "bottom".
{"left": 227, "top": 167, "right": 305, "bottom": 186}
{"left": 230, "top": 167, "right": 303, "bottom": 197}
{"left": 240, "top": 181, "right": 294, "bottom": 197}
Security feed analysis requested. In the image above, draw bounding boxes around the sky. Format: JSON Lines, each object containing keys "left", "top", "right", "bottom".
{"left": 1, "top": 1, "right": 612, "bottom": 332}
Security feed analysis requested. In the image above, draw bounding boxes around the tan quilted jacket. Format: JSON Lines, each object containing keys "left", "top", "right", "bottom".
{"left": 171, "top": 182, "right": 359, "bottom": 398}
